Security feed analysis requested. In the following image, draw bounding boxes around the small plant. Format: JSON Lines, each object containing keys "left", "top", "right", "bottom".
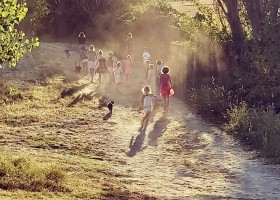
{"left": 225, "top": 102, "right": 250, "bottom": 136}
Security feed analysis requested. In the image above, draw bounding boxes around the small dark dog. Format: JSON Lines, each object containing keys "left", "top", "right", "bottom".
{"left": 65, "top": 48, "right": 71, "bottom": 58}
{"left": 75, "top": 62, "right": 81, "bottom": 74}
{"left": 107, "top": 101, "right": 114, "bottom": 114}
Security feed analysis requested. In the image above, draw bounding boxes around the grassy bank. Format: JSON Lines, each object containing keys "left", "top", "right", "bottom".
{"left": 0, "top": 74, "right": 156, "bottom": 199}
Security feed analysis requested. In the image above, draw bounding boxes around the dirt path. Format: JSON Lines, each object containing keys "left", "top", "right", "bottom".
{"left": 2, "top": 42, "right": 280, "bottom": 199}
{"left": 99, "top": 91, "right": 280, "bottom": 199}
{"left": 93, "top": 56, "right": 280, "bottom": 199}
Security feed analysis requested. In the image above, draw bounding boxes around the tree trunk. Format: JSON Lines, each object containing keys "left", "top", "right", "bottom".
{"left": 220, "top": 0, "right": 245, "bottom": 57}
{"left": 243, "top": 0, "right": 264, "bottom": 38}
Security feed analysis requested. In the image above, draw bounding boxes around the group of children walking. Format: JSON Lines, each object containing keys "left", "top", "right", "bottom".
{"left": 139, "top": 47, "right": 174, "bottom": 127}
{"left": 77, "top": 32, "right": 174, "bottom": 127}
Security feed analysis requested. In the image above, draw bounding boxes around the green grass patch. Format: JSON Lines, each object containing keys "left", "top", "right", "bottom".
{"left": 0, "top": 155, "right": 68, "bottom": 192}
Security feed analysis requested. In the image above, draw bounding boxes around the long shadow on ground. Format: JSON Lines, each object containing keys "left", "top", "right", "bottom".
{"left": 148, "top": 115, "right": 171, "bottom": 146}
{"left": 127, "top": 127, "right": 147, "bottom": 157}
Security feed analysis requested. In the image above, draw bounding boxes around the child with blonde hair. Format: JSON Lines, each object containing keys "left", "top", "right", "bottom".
{"left": 123, "top": 55, "right": 133, "bottom": 81}
{"left": 87, "top": 45, "right": 97, "bottom": 83}
{"left": 140, "top": 85, "right": 156, "bottom": 127}
{"left": 113, "top": 62, "right": 123, "bottom": 91}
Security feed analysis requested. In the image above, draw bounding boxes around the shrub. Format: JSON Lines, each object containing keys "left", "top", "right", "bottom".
{"left": 0, "top": 155, "right": 68, "bottom": 192}
{"left": 188, "top": 78, "right": 234, "bottom": 121}
{"left": 224, "top": 102, "right": 250, "bottom": 137}
{"left": 225, "top": 104, "right": 280, "bottom": 159}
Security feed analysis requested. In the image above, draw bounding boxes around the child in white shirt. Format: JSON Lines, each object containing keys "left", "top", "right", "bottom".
{"left": 113, "top": 62, "right": 123, "bottom": 91}
{"left": 142, "top": 47, "right": 151, "bottom": 64}
{"left": 140, "top": 85, "right": 156, "bottom": 127}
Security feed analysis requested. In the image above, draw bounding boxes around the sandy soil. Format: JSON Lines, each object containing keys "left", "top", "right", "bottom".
{"left": 1, "top": 42, "right": 280, "bottom": 199}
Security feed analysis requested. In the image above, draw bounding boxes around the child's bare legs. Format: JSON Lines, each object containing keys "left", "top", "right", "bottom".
{"left": 141, "top": 111, "right": 151, "bottom": 126}
{"left": 166, "top": 96, "right": 170, "bottom": 111}
{"left": 98, "top": 73, "right": 102, "bottom": 85}
{"left": 163, "top": 96, "right": 167, "bottom": 111}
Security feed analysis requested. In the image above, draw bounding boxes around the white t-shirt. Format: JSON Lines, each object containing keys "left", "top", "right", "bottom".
{"left": 143, "top": 51, "right": 151, "bottom": 62}
{"left": 113, "top": 66, "right": 123, "bottom": 83}
{"left": 143, "top": 94, "right": 153, "bottom": 112}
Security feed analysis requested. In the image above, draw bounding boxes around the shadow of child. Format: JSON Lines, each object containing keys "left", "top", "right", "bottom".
{"left": 127, "top": 127, "right": 147, "bottom": 157}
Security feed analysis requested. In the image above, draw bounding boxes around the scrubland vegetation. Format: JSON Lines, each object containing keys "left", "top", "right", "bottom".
{"left": 1, "top": 0, "right": 280, "bottom": 198}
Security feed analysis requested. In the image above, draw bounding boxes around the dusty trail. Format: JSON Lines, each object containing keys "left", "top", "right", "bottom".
{"left": 96, "top": 60, "right": 280, "bottom": 199}
{"left": 101, "top": 94, "right": 280, "bottom": 199}
{"left": 2, "top": 42, "right": 280, "bottom": 199}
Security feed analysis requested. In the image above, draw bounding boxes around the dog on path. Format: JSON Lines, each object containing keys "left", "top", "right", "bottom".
{"left": 65, "top": 48, "right": 71, "bottom": 58}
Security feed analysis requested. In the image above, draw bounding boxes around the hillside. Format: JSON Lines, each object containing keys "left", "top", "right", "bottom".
{"left": 0, "top": 42, "right": 280, "bottom": 199}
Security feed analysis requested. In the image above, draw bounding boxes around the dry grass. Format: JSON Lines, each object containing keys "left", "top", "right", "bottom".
{"left": 0, "top": 72, "right": 156, "bottom": 199}
{"left": 170, "top": 0, "right": 213, "bottom": 15}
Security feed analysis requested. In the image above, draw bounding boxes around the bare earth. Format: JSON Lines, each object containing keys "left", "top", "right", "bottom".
{"left": 1, "top": 42, "right": 280, "bottom": 199}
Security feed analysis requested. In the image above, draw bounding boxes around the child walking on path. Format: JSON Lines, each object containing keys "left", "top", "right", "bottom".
{"left": 156, "top": 59, "right": 164, "bottom": 93}
{"left": 159, "top": 66, "right": 174, "bottom": 112}
{"left": 146, "top": 63, "right": 156, "bottom": 91}
{"left": 87, "top": 45, "right": 97, "bottom": 83}
{"left": 123, "top": 55, "right": 133, "bottom": 81}
{"left": 96, "top": 50, "right": 108, "bottom": 85}
{"left": 142, "top": 47, "right": 151, "bottom": 65}
{"left": 140, "top": 85, "right": 156, "bottom": 127}
{"left": 113, "top": 62, "right": 123, "bottom": 91}
{"left": 107, "top": 52, "right": 117, "bottom": 84}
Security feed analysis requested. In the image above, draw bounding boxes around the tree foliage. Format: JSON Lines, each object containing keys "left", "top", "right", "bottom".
{"left": 0, "top": 0, "right": 39, "bottom": 67}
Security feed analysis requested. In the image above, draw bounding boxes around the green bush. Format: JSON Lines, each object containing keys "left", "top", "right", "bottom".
{"left": 224, "top": 102, "right": 250, "bottom": 136}
{"left": 0, "top": 155, "right": 68, "bottom": 192}
{"left": 188, "top": 79, "right": 234, "bottom": 121}
{"left": 225, "top": 104, "right": 280, "bottom": 159}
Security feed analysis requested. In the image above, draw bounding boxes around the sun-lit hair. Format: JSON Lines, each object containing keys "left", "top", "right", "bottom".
{"left": 98, "top": 50, "right": 103, "bottom": 55}
{"left": 156, "top": 59, "right": 162, "bottom": 65}
{"left": 126, "top": 55, "right": 132, "bottom": 60}
{"left": 117, "top": 62, "right": 122, "bottom": 67}
{"left": 145, "top": 60, "right": 150, "bottom": 64}
{"left": 161, "top": 66, "right": 169, "bottom": 74}
{"left": 109, "top": 52, "right": 114, "bottom": 56}
{"left": 89, "top": 45, "right": 95, "bottom": 51}
{"left": 128, "top": 32, "right": 132, "bottom": 38}
{"left": 142, "top": 85, "right": 151, "bottom": 94}
{"left": 78, "top": 32, "right": 85, "bottom": 37}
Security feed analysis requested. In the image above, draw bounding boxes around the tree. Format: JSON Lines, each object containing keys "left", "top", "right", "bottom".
{"left": 0, "top": 0, "right": 39, "bottom": 67}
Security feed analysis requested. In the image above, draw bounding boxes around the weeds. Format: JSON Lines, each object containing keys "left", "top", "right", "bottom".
{"left": 188, "top": 78, "right": 234, "bottom": 121}
{"left": 0, "top": 155, "right": 68, "bottom": 192}
{"left": 225, "top": 103, "right": 280, "bottom": 159}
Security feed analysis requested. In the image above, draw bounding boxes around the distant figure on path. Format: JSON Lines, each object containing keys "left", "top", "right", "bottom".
{"left": 146, "top": 64, "right": 156, "bottom": 91}
{"left": 78, "top": 32, "right": 86, "bottom": 53}
{"left": 107, "top": 52, "right": 117, "bottom": 84}
{"left": 123, "top": 55, "right": 133, "bottom": 82}
{"left": 113, "top": 62, "right": 123, "bottom": 91}
{"left": 126, "top": 32, "right": 134, "bottom": 58}
{"left": 95, "top": 50, "right": 108, "bottom": 85}
{"left": 87, "top": 45, "right": 97, "bottom": 83}
{"left": 142, "top": 47, "right": 151, "bottom": 64}
{"left": 155, "top": 59, "right": 164, "bottom": 93}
